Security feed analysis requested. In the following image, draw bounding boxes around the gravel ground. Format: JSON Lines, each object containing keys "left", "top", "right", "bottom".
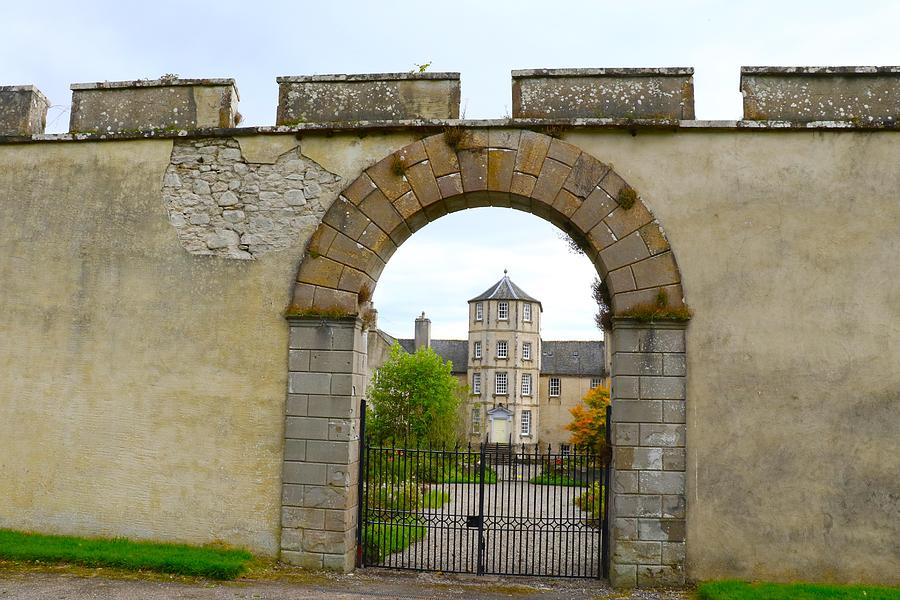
{"left": 373, "top": 464, "right": 602, "bottom": 577}
{"left": 0, "top": 568, "right": 689, "bottom": 599}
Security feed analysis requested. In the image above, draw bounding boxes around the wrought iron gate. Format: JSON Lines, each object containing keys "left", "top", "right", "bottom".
{"left": 356, "top": 402, "right": 610, "bottom": 578}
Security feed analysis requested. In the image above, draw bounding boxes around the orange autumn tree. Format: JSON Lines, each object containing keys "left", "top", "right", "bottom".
{"left": 566, "top": 383, "right": 611, "bottom": 454}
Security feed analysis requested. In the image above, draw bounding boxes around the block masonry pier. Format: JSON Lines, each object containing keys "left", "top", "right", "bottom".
{"left": 0, "top": 85, "right": 50, "bottom": 136}
{"left": 740, "top": 66, "right": 900, "bottom": 122}
{"left": 512, "top": 68, "right": 695, "bottom": 120}
{"left": 276, "top": 72, "right": 461, "bottom": 124}
{"left": 69, "top": 78, "right": 240, "bottom": 133}
{"left": 282, "top": 317, "right": 367, "bottom": 571}
{"left": 608, "top": 319, "right": 687, "bottom": 588}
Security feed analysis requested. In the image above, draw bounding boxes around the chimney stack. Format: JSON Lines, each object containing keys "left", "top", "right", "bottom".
{"left": 414, "top": 312, "right": 431, "bottom": 350}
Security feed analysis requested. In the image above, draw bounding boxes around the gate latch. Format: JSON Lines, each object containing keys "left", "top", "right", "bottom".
{"left": 466, "top": 515, "right": 483, "bottom": 528}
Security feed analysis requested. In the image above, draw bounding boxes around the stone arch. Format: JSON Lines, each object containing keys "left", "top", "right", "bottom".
{"left": 282, "top": 129, "right": 689, "bottom": 586}
{"left": 289, "top": 129, "right": 683, "bottom": 317}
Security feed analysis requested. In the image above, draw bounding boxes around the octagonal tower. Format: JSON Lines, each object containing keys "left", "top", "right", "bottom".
{"left": 467, "top": 271, "right": 542, "bottom": 449}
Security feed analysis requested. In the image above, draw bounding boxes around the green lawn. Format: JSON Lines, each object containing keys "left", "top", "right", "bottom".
{"left": 697, "top": 581, "right": 900, "bottom": 600}
{"left": 529, "top": 472, "right": 586, "bottom": 486}
{"left": 0, "top": 529, "right": 253, "bottom": 580}
{"left": 434, "top": 467, "right": 497, "bottom": 484}
{"left": 422, "top": 488, "right": 451, "bottom": 509}
{"left": 361, "top": 518, "right": 426, "bottom": 562}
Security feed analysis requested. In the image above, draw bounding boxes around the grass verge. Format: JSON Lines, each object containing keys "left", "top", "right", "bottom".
{"left": 697, "top": 580, "right": 900, "bottom": 600}
{"left": 0, "top": 529, "right": 252, "bottom": 580}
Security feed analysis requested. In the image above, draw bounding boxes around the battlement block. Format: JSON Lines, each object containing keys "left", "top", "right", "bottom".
{"left": 741, "top": 66, "right": 900, "bottom": 122}
{"left": 0, "top": 85, "right": 50, "bottom": 136}
{"left": 276, "top": 72, "right": 460, "bottom": 124}
{"left": 512, "top": 68, "right": 695, "bottom": 120}
{"left": 69, "top": 77, "right": 239, "bottom": 133}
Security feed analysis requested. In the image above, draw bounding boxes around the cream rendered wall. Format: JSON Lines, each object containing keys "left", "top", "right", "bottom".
{"left": 565, "top": 129, "right": 900, "bottom": 584}
{"left": 538, "top": 375, "right": 609, "bottom": 448}
{"left": 0, "top": 132, "right": 418, "bottom": 555}
{"left": 0, "top": 128, "right": 897, "bottom": 584}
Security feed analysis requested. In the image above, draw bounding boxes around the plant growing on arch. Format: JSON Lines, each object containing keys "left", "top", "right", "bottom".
{"left": 566, "top": 383, "right": 611, "bottom": 455}
{"left": 366, "top": 343, "right": 464, "bottom": 447}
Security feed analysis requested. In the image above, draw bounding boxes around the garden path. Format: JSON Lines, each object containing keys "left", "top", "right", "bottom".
{"left": 386, "top": 464, "right": 601, "bottom": 577}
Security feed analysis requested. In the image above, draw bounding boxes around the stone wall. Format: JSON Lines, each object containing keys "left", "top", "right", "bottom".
{"left": 0, "top": 125, "right": 898, "bottom": 586}
{"left": 162, "top": 138, "right": 341, "bottom": 259}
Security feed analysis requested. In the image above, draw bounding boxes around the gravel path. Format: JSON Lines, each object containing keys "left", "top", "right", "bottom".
{"left": 0, "top": 569, "right": 689, "bottom": 599}
{"left": 372, "top": 463, "right": 602, "bottom": 577}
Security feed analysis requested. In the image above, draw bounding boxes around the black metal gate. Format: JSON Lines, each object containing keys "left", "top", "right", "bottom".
{"left": 356, "top": 403, "right": 611, "bottom": 578}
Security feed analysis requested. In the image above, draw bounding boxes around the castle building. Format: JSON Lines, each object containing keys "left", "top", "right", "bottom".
{"left": 367, "top": 272, "right": 608, "bottom": 450}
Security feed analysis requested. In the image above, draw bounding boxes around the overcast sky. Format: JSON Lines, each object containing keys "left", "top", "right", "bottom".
{"left": 4, "top": 1, "right": 897, "bottom": 339}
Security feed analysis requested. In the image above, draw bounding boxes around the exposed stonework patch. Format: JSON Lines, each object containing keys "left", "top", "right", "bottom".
{"left": 162, "top": 138, "right": 341, "bottom": 259}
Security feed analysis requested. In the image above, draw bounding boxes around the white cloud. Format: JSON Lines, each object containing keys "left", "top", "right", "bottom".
{"left": 374, "top": 208, "right": 601, "bottom": 341}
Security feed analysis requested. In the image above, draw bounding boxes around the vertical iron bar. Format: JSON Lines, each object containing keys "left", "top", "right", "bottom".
{"left": 454, "top": 442, "right": 464, "bottom": 572}
{"left": 505, "top": 444, "right": 513, "bottom": 575}
{"left": 386, "top": 439, "right": 393, "bottom": 569}
{"left": 427, "top": 443, "right": 434, "bottom": 572}
{"left": 467, "top": 442, "right": 473, "bottom": 573}
{"left": 413, "top": 444, "right": 420, "bottom": 571}
{"left": 530, "top": 442, "right": 537, "bottom": 575}
{"left": 438, "top": 442, "right": 445, "bottom": 572}
{"left": 545, "top": 443, "right": 551, "bottom": 576}
{"left": 489, "top": 444, "right": 496, "bottom": 574}
{"left": 567, "top": 446, "right": 571, "bottom": 576}
{"left": 377, "top": 441, "right": 384, "bottom": 567}
{"left": 476, "top": 440, "right": 487, "bottom": 575}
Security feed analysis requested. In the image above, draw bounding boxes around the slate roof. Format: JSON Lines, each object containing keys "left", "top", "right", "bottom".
{"left": 540, "top": 340, "right": 606, "bottom": 377}
{"left": 392, "top": 337, "right": 605, "bottom": 377}
{"left": 468, "top": 272, "right": 541, "bottom": 307}
{"left": 396, "top": 338, "right": 469, "bottom": 374}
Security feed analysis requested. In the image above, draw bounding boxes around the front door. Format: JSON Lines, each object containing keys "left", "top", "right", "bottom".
{"left": 490, "top": 416, "right": 509, "bottom": 443}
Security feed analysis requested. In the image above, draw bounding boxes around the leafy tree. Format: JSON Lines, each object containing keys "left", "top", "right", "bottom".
{"left": 366, "top": 343, "right": 464, "bottom": 447}
{"left": 565, "top": 383, "right": 611, "bottom": 454}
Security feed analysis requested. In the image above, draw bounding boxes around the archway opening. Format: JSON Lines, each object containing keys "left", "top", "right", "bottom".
{"left": 282, "top": 129, "right": 688, "bottom": 587}
{"left": 358, "top": 206, "right": 609, "bottom": 577}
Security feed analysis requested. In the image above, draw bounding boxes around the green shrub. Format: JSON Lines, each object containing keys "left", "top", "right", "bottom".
{"left": 368, "top": 481, "right": 423, "bottom": 516}
{"left": 575, "top": 482, "right": 605, "bottom": 522}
